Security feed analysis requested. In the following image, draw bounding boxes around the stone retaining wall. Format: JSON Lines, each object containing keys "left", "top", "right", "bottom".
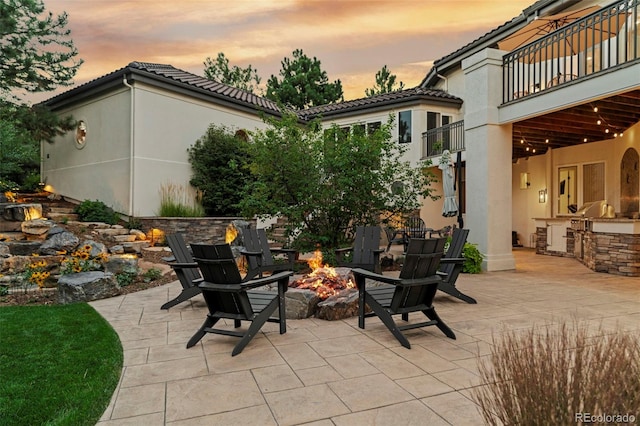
{"left": 137, "top": 217, "right": 256, "bottom": 245}
{"left": 582, "top": 232, "right": 640, "bottom": 276}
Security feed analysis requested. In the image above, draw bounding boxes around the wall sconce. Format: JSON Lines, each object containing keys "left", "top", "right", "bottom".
{"left": 520, "top": 172, "right": 530, "bottom": 189}
{"left": 538, "top": 189, "right": 547, "bottom": 203}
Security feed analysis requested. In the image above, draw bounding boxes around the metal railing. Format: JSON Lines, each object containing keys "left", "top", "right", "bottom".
{"left": 503, "top": 0, "right": 639, "bottom": 103}
{"left": 421, "top": 120, "right": 465, "bottom": 159}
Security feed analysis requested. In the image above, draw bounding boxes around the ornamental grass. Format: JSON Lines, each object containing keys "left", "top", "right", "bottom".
{"left": 473, "top": 320, "right": 640, "bottom": 425}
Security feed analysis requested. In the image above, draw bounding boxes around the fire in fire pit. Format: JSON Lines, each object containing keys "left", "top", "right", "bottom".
{"left": 290, "top": 251, "right": 355, "bottom": 300}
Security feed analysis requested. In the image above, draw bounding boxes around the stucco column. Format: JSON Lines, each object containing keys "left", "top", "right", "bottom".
{"left": 462, "top": 49, "right": 515, "bottom": 271}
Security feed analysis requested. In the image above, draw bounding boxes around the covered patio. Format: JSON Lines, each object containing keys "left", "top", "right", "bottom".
{"left": 91, "top": 249, "right": 640, "bottom": 425}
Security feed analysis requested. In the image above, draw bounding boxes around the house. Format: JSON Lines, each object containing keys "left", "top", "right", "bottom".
{"left": 41, "top": 61, "right": 283, "bottom": 217}
{"left": 414, "top": 0, "right": 640, "bottom": 273}
{"left": 42, "top": 0, "right": 640, "bottom": 274}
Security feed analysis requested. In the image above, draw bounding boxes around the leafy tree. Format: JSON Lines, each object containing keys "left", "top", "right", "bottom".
{"left": 365, "top": 65, "right": 405, "bottom": 97}
{"left": 203, "top": 52, "right": 262, "bottom": 94}
{"left": 240, "top": 112, "right": 437, "bottom": 251}
{"left": 0, "top": 101, "right": 75, "bottom": 190}
{"left": 188, "top": 124, "right": 252, "bottom": 216}
{"left": 265, "top": 49, "right": 343, "bottom": 109}
{"left": 0, "top": 0, "right": 82, "bottom": 99}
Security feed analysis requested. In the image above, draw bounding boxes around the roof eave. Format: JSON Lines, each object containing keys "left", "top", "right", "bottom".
{"left": 42, "top": 65, "right": 285, "bottom": 118}
{"left": 301, "top": 93, "right": 462, "bottom": 121}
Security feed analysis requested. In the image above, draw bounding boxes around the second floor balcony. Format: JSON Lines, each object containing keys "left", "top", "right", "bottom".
{"left": 421, "top": 120, "right": 465, "bottom": 159}
{"left": 503, "top": 0, "right": 639, "bottom": 103}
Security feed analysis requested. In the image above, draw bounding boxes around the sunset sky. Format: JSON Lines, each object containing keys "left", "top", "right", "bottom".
{"left": 40, "top": 0, "right": 534, "bottom": 102}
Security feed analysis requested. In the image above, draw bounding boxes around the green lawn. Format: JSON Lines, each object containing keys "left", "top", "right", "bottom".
{"left": 0, "top": 303, "right": 123, "bottom": 426}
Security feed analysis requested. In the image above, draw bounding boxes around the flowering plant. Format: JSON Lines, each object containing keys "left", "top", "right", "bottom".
{"left": 60, "top": 245, "right": 109, "bottom": 275}
{"left": 22, "top": 259, "right": 51, "bottom": 290}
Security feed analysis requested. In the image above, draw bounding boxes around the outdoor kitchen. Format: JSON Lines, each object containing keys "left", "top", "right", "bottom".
{"left": 534, "top": 200, "right": 640, "bottom": 277}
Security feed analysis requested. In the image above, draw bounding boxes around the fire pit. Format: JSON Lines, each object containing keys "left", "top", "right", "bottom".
{"left": 290, "top": 251, "right": 355, "bottom": 299}
{"left": 289, "top": 251, "right": 360, "bottom": 320}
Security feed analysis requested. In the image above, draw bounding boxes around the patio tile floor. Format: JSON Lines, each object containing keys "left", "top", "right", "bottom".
{"left": 92, "top": 248, "right": 640, "bottom": 425}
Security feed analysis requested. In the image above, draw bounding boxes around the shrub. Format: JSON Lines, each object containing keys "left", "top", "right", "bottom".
{"left": 462, "top": 242, "right": 483, "bottom": 273}
{"left": 142, "top": 268, "right": 162, "bottom": 282}
{"left": 116, "top": 271, "right": 137, "bottom": 287}
{"left": 187, "top": 124, "right": 252, "bottom": 216}
{"left": 473, "top": 321, "right": 640, "bottom": 425}
{"left": 75, "top": 200, "right": 119, "bottom": 224}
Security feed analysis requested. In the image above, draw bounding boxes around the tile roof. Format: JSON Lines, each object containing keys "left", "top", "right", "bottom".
{"left": 43, "top": 61, "right": 285, "bottom": 116}
{"left": 298, "top": 87, "right": 462, "bottom": 120}
{"left": 43, "top": 62, "right": 463, "bottom": 120}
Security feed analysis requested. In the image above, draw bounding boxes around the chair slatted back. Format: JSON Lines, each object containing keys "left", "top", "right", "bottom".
{"left": 351, "top": 226, "right": 381, "bottom": 266}
{"left": 391, "top": 238, "right": 446, "bottom": 313}
{"left": 191, "top": 243, "right": 252, "bottom": 318}
{"left": 166, "top": 233, "right": 201, "bottom": 284}
{"left": 404, "top": 217, "right": 428, "bottom": 239}
{"left": 241, "top": 228, "right": 275, "bottom": 270}
{"left": 440, "top": 228, "right": 469, "bottom": 277}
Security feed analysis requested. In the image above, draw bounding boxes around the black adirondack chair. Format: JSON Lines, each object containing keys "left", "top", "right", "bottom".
{"left": 161, "top": 233, "right": 202, "bottom": 310}
{"left": 352, "top": 237, "right": 456, "bottom": 349}
{"left": 335, "top": 226, "right": 384, "bottom": 273}
{"left": 186, "top": 243, "right": 293, "bottom": 356}
{"left": 384, "top": 226, "right": 405, "bottom": 252}
{"left": 402, "top": 217, "right": 434, "bottom": 252}
{"left": 240, "top": 228, "right": 297, "bottom": 280}
{"left": 438, "top": 228, "right": 477, "bottom": 304}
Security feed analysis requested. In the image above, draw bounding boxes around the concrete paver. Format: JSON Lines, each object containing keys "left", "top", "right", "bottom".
{"left": 93, "top": 249, "right": 640, "bottom": 425}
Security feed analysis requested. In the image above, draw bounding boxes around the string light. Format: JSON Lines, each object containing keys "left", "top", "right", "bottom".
{"left": 591, "top": 104, "right": 625, "bottom": 139}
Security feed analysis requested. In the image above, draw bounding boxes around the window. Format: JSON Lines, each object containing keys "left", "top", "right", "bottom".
{"left": 427, "top": 112, "right": 438, "bottom": 131}
{"left": 398, "top": 111, "right": 412, "bottom": 143}
{"left": 367, "top": 121, "right": 381, "bottom": 134}
{"left": 583, "top": 162, "right": 605, "bottom": 203}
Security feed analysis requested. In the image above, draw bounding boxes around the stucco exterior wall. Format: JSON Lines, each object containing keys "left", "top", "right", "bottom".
{"left": 41, "top": 89, "right": 132, "bottom": 213}
{"left": 511, "top": 120, "right": 640, "bottom": 248}
{"left": 43, "top": 81, "right": 272, "bottom": 217}
{"left": 130, "top": 84, "right": 270, "bottom": 216}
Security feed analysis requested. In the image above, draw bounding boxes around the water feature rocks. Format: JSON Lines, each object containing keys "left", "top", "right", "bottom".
{"left": 2, "top": 204, "right": 42, "bottom": 221}
{"left": 57, "top": 271, "right": 120, "bottom": 304}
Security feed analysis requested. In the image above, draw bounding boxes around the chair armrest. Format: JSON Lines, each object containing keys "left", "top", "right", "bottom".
{"left": 168, "top": 261, "right": 198, "bottom": 270}
{"left": 271, "top": 248, "right": 297, "bottom": 255}
{"left": 240, "top": 249, "right": 262, "bottom": 257}
{"left": 351, "top": 268, "right": 400, "bottom": 285}
{"left": 198, "top": 271, "right": 293, "bottom": 292}
{"left": 270, "top": 248, "right": 298, "bottom": 263}
{"left": 334, "top": 247, "right": 354, "bottom": 254}
{"left": 441, "top": 257, "right": 465, "bottom": 264}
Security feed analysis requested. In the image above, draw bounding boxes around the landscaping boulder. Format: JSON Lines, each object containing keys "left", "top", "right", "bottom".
{"left": 57, "top": 271, "right": 120, "bottom": 304}
{"left": 81, "top": 240, "right": 108, "bottom": 257}
{"left": 38, "top": 231, "right": 79, "bottom": 255}
{"left": 21, "top": 218, "right": 55, "bottom": 236}
{"left": 104, "top": 255, "right": 138, "bottom": 275}
{"left": 315, "top": 289, "right": 360, "bottom": 320}
{"left": 0, "top": 242, "right": 10, "bottom": 258}
{"left": 285, "top": 288, "right": 320, "bottom": 319}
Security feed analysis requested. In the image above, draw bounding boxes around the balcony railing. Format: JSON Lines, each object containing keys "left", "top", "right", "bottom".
{"left": 503, "top": 0, "right": 639, "bottom": 103}
{"left": 421, "top": 120, "right": 465, "bottom": 159}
